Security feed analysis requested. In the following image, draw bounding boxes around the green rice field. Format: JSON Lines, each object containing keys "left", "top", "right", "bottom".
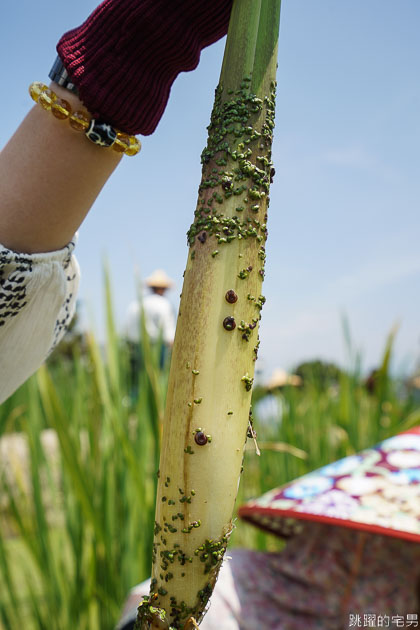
{"left": 1, "top": 280, "right": 418, "bottom": 630}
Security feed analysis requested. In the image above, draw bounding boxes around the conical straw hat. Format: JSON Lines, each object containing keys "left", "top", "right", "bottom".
{"left": 266, "top": 368, "right": 302, "bottom": 389}
{"left": 145, "top": 269, "right": 174, "bottom": 289}
{"left": 239, "top": 427, "right": 420, "bottom": 543}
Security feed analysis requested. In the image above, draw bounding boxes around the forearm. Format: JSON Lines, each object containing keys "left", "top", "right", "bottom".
{"left": 0, "top": 84, "right": 122, "bottom": 254}
{"left": 0, "top": 0, "right": 232, "bottom": 256}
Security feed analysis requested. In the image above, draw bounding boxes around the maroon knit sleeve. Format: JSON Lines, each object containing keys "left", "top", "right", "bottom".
{"left": 56, "top": 0, "right": 233, "bottom": 135}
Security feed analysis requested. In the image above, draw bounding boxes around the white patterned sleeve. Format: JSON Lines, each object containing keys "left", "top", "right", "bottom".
{"left": 0, "top": 237, "right": 80, "bottom": 404}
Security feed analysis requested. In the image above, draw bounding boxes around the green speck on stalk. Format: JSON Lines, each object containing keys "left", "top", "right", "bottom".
{"left": 255, "top": 295, "right": 266, "bottom": 310}
{"left": 241, "top": 373, "right": 254, "bottom": 391}
{"left": 194, "top": 398, "right": 203, "bottom": 404}
{"left": 192, "top": 369, "right": 200, "bottom": 375}
{"left": 238, "top": 319, "right": 257, "bottom": 342}
{"left": 211, "top": 250, "right": 219, "bottom": 257}
{"left": 180, "top": 495, "right": 192, "bottom": 504}
{"left": 253, "top": 337, "right": 261, "bottom": 361}
{"left": 184, "top": 445, "right": 195, "bottom": 455}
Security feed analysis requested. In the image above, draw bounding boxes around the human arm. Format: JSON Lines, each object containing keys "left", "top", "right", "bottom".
{"left": 0, "top": 0, "right": 233, "bottom": 255}
{"left": 0, "top": 82, "right": 119, "bottom": 402}
{"left": 0, "top": 0, "right": 233, "bottom": 402}
{"left": 0, "top": 85, "right": 121, "bottom": 254}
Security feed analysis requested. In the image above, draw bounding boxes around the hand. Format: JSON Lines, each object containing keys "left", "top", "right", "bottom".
{"left": 57, "top": 0, "right": 233, "bottom": 135}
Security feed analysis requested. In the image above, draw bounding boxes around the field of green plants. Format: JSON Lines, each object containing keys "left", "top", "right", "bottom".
{"left": 1, "top": 282, "right": 419, "bottom": 630}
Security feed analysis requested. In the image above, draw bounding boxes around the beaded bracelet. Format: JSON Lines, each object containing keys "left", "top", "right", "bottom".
{"left": 29, "top": 82, "right": 141, "bottom": 157}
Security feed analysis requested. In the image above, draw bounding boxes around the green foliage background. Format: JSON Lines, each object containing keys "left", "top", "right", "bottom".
{"left": 0, "top": 276, "right": 419, "bottom": 630}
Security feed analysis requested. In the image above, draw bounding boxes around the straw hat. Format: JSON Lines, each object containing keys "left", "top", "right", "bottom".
{"left": 408, "top": 375, "right": 420, "bottom": 389}
{"left": 266, "top": 368, "right": 302, "bottom": 389}
{"left": 145, "top": 269, "right": 174, "bottom": 289}
{"left": 239, "top": 427, "right": 420, "bottom": 544}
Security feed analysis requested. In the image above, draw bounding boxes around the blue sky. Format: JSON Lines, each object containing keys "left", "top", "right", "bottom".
{"left": 1, "top": 1, "right": 420, "bottom": 380}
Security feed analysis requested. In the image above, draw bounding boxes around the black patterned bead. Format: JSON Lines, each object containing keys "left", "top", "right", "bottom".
{"left": 86, "top": 119, "right": 117, "bottom": 147}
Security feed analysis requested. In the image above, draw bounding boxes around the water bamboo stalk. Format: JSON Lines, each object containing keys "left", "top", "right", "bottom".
{"left": 136, "top": 1, "right": 281, "bottom": 627}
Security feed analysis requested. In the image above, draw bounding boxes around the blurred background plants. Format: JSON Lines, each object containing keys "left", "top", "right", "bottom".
{"left": 1, "top": 274, "right": 419, "bottom": 630}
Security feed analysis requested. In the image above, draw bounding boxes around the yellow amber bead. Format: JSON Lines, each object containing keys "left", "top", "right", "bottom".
{"left": 38, "top": 88, "right": 57, "bottom": 111}
{"left": 29, "top": 82, "right": 47, "bottom": 103}
{"left": 69, "top": 111, "right": 90, "bottom": 132}
{"left": 51, "top": 97, "right": 72, "bottom": 120}
{"left": 112, "top": 132, "right": 131, "bottom": 153}
{"left": 125, "top": 136, "right": 141, "bottom": 156}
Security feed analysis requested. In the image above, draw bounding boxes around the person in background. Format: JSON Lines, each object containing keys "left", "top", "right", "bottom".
{"left": 125, "top": 270, "right": 176, "bottom": 374}
{"left": 126, "top": 270, "right": 176, "bottom": 349}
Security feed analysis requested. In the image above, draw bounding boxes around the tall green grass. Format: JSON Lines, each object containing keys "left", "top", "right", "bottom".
{"left": 0, "top": 272, "right": 162, "bottom": 630}
{"left": 0, "top": 278, "right": 418, "bottom": 628}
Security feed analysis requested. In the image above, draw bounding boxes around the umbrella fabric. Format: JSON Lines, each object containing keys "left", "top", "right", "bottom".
{"left": 239, "top": 427, "right": 420, "bottom": 543}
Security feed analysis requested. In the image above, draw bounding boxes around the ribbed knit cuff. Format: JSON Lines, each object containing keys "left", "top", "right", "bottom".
{"left": 57, "top": 0, "right": 233, "bottom": 135}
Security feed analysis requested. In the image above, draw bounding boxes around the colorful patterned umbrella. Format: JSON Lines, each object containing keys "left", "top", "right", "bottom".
{"left": 239, "top": 427, "right": 420, "bottom": 543}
